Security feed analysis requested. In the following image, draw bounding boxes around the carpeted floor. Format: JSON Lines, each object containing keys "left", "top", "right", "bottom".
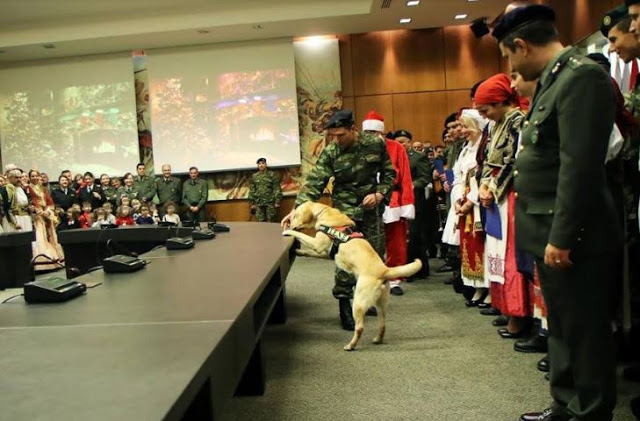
{"left": 221, "top": 257, "right": 639, "bottom": 421}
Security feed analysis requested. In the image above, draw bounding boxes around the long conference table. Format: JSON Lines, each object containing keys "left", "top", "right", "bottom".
{"left": 0, "top": 222, "right": 295, "bottom": 420}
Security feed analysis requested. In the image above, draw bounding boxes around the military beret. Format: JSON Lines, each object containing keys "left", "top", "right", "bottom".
{"left": 492, "top": 4, "right": 556, "bottom": 42}
{"left": 324, "top": 109, "right": 354, "bottom": 129}
{"left": 601, "top": 5, "right": 629, "bottom": 37}
{"left": 256, "top": 157, "right": 266, "bottom": 164}
{"left": 626, "top": 0, "right": 640, "bottom": 6}
{"left": 444, "top": 112, "right": 458, "bottom": 128}
{"left": 586, "top": 53, "right": 611, "bottom": 72}
{"left": 393, "top": 130, "right": 412, "bottom": 140}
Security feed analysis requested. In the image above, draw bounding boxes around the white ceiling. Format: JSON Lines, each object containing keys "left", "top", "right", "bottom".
{"left": 0, "top": 0, "right": 511, "bottom": 63}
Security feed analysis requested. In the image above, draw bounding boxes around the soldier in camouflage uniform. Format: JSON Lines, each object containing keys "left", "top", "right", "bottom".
{"left": 281, "top": 109, "right": 396, "bottom": 330}
{"left": 248, "top": 158, "right": 282, "bottom": 222}
{"left": 134, "top": 163, "right": 157, "bottom": 204}
{"left": 155, "top": 164, "right": 182, "bottom": 217}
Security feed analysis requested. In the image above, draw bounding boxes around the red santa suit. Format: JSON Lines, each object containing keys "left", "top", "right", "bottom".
{"left": 362, "top": 110, "right": 415, "bottom": 283}
{"left": 383, "top": 139, "right": 415, "bottom": 283}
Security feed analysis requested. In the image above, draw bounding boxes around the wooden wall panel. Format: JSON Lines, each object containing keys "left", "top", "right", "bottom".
{"left": 355, "top": 95, "right": 394, "bottom": 131}
{"left": 443, "top": 26, "right": 502, "bottom": 90}
{"left": 342, "top": 96, "right": 355, "bottom": 115}
{"left": 446, "top": 90, "right": 472, "bottom": 115}
{"left": 338, "top": 35, "right": 354, "bottom": 98}
{"left": 351, "top": 32, "right": 394, "bottom": 96}
{"left": 392, "top": 91, "right": 448, "bottom": 144}
{"left": 389, "top": 29, "right": 446, "bottom": 93}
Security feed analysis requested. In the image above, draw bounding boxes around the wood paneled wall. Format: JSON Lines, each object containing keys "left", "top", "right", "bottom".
{"left": 341, "top": 0, "right": 613, "bottom": 146}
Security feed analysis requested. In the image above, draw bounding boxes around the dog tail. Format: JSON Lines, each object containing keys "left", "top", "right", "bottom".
{"left": 383, "top": 259, "right": 422, "bottom": 280}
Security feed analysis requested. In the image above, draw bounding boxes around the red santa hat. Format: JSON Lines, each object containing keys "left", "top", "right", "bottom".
{"left": 362, "top": 110, "right": 385, "bottom": 133}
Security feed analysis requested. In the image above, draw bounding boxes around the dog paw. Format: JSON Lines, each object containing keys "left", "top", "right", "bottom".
{"left": 343, "top": 344, "right": 356, "bottom": 351}
{"left": 372, "top": 337, "right": 383, "bottom": 345}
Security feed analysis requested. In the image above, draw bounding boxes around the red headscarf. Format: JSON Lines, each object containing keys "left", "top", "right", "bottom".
{"left": 474, "top": 73, "right": 529, "bottom": 110}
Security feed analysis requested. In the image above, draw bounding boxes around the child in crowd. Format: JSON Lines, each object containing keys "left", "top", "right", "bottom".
{"left": 92, "top": 207, "right": 111, "bottom": 227}
{"left": 71, "top": 203, "right": 82, "bottom": 213}
{"left": 58, "top": 208, "right": 80, "bottom": 231}
{"left": 102, "top": 202, "right": 117, "bottom": 225}
{"left": 131, "top": 199, "right": 142, "bottom": 220}
{"left": 162, "top": 201, "right": 181, "bottom": 226}
{"left": 135, "top": 205, "right": 155, "bottom": 225}
{"left": 149, "top": 203, "right": 160, "bottom": 224}
{"left": 78, "top": 201, "right": 93, "bottom": 228}
{"left": 116, "top": 206, "right": 135, "bottom": 226}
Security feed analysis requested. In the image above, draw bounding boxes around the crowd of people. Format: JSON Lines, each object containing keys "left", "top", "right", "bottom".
{"left": 0, "top": 163, "right": 210, "bottom": 271}
{"left": 281, "top": 3, "right": 640, "bottom": 420}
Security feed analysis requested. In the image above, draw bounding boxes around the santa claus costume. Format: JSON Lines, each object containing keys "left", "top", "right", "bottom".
{"left": 362, "top": 111, "right": 415, "bottom": 295}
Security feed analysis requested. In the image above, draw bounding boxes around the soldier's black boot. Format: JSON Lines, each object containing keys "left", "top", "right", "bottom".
{"left": 339, "top": 298, "right": 355, "bottom": 331}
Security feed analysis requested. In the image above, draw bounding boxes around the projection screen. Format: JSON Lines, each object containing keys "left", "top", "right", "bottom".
{"left": 146, "top": 38, "right": 301, "bottom": 173}
{"left": 0, "top": 53, "right": 139, "bottom": 177}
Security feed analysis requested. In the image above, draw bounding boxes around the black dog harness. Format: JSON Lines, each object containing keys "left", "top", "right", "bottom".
{"left": 317, "top": 225, "right": 365, "bottom": 259}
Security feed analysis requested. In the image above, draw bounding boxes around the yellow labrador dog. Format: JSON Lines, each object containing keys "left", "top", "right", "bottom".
{"left": 282, "top": 202, "right": 422, "bottom": 351}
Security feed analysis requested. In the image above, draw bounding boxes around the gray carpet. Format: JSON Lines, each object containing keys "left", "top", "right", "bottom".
{"left": 221, "top": 257, "right": 639, "bottom": 421}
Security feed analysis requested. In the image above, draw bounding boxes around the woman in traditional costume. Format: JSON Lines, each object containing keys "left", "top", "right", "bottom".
{"left": 27, "top": 169, "right": 64, "bottom": 271}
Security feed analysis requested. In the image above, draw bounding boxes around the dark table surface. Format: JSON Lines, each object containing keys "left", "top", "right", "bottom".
{"left": 0, "top": 222, "right": 293, "bottom": 420}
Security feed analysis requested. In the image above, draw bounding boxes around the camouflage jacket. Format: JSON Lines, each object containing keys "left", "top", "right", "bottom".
{"left": 295, "top": 132, "right": 396, "bottom": 221}
{"left": 248, "top": 170, "right": 282, "bottom": 206}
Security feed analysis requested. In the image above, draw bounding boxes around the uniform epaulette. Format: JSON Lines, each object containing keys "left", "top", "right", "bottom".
{"left": 567, "top": 56, "right": 584, "bottom": 70}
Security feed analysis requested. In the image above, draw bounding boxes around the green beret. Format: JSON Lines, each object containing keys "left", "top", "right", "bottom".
{"left": 601, "top": 5, "right": 629, "bottom": 37}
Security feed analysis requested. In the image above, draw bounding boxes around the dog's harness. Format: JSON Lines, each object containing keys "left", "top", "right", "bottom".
{"left": 317, "top": 225, "right": 365, "bottom": 259}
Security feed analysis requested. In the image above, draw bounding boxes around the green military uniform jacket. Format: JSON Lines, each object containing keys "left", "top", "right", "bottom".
{"left": 443, "top": 138, "right": 466, "bottom": 169}
{"left": 102, "top": 186, "right": 118, "bottom": 205}
{"left": 248, "top": 170, "right": 282, "bottom": 206}
{"left": 407, "top": 149, "right": 432, "bottom": 191}
{"left": 514, "top": 47, "right": 621, "bottom": 258}
{"left": 182, "top": 178, "right": 208, "bottom": 210}
{"left": 135, "top": 175, "right": 157, "bottom": 202}
{"left": 116, "top": 186, "right": 140, "bottom": 206}
{"left": 156, "top": 176, "right": 182, "bottom": 205}
{"left": 295, "top": 132, "right": 396, "bottom": 221}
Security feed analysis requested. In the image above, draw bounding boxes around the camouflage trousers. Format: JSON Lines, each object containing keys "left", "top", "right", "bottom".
{"left": 333, "top": 210, "right": 386, "bottom": 299}
{"left": 256, "top": 204, "right": 277, "bottom": 222}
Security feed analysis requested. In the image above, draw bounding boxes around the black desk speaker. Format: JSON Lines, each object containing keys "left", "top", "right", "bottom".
{"left": 24, "top": 278, "right": 86, "bottom": 304}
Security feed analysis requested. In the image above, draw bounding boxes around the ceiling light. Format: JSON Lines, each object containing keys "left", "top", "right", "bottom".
{"left": 455, "top": 14, "right": 468, "bottom": 20}
{"left": 399, "top": 18, "right": 412, "bottom": 24}
{"left": 468, "top": 0, "right": 480, "bottom": 2}
{"left": 407, "top": 0, "right": 420, "bottom": 6}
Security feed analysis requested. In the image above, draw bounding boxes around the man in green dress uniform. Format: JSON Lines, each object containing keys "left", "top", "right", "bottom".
{"left": 134, "top": 163, "right": 157, "bottom": 204}
{"left": 495, "top": 5, "right": 622, "bottom": 421}
{"left": 281, "top": 110, "right": 396, "bottom": 330}
{"left": 155, "top": 164, "right": 182, "bottom": 216}
{"left": 182, "top": 166, "right": 208, "bottom": 225}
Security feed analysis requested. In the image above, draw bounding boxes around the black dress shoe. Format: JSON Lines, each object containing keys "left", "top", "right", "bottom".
{"left": 390, "top": 285, "right": 404, "bottom": 296}
{"left": 515, "top": 334, "right": 548, "bottom": 353}
{"left": 537, "top": 355, "right": 549, "bottom": 372}
{"left": 436, "top": 263, "right": 453, "bottom": 273}
{"left": 465, "top": 299, "right": 482, "bottom": 307}
{"left": 339, "top": 298, "right": 355, "bottom": 331}
{"left": 477, "top": 302, "right": 491, "bottom": 309}
{"left": 480, "top": 307, "right": 501, "bottom": 316}
{"left": 630, "top": 395, "right": 640, "bottom": 419}
{"left": 492, "top": 315, "right": 508, "bottom": 326}
{"left": 498, "top": 328, "right": 528, "bottom": 339}
{"left": 520, "top": 408, "right": 570, "bottom": 421}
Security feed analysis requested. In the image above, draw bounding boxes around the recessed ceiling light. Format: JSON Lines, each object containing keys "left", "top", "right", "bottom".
{"left": 399, "top": 18, "right": 412, "bottom": 24}
{"left": 455, "top": 14, "right": 468, "bottom": 20}
{"left": 407, "top": 0, "right": 420, "bottom": 6}
{"left": 468, "top": 0, "right": 479, "bottom": 2}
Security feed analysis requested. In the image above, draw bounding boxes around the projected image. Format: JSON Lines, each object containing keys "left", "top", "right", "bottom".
{"left": 0, "top": 83, "right": 137, "bottom": 176}
{"left": 150, "top": 68, "right": 299, "bottom": 173}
